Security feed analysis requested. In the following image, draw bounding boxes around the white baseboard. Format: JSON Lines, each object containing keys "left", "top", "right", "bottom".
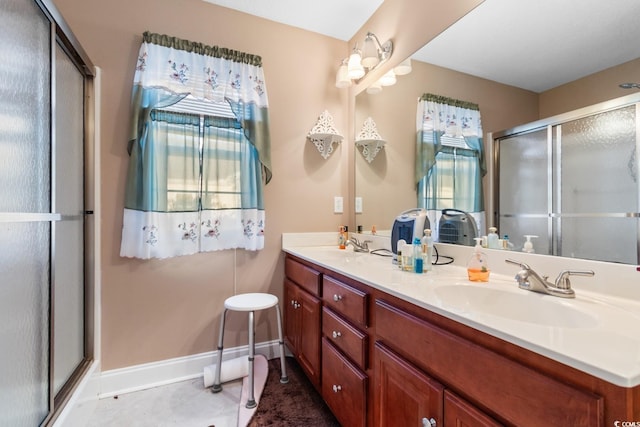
{"left": 98, "top": 339, "right": 283, "bottom": 398}
{"left": 54, "top": 340, "right": 286, "bottom": 426}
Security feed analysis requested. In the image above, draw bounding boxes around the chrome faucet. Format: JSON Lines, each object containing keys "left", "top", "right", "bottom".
{"left": 346, "top": 236, "right": 372, "bottom": 253}
{"left": 505, "top": 259, "right": 594, "bottom": 298}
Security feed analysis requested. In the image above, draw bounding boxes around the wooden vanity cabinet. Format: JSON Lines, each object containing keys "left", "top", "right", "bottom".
{"left": 375, "top": 299, "right": 603, "bottom": 426}
{"left": 283, "top": 253, "right": 639, "bottom": 426}
{"left": 283, "top": 258, "right": 322, "bottom": 388}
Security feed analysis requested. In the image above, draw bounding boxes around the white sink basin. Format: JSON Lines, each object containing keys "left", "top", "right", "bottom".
{"left": 434, "top": 284, "right": 599, "bottom": 328}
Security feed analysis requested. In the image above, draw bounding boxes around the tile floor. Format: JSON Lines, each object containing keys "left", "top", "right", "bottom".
{"left": 87, "top": 377, "right": 243, "bottom": 427}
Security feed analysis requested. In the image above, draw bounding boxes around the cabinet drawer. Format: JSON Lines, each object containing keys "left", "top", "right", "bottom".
{"left": 375, "top": 299, "right": 604, "bottom": 427}
{"left": 285, "top": 257, "right": 321, "bottom": 296}
{"left": 322, "top": 307, "right": 368, "bottom": 369}
{"left": 322, "top": 338, "right": 367, "bottom": 427}
{"left": 323, "top": 276, "right": 368, "bottom": 326}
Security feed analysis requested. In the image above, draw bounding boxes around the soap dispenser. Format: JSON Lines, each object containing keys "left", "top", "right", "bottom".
{"left": 487, "top": 227, "right": 499, "bottom": 249}
{"left": 522, "top": 235, "right": 538, "bottom": 253}
{"left": 467, "top": 237, "right": 490, "bottom": 282}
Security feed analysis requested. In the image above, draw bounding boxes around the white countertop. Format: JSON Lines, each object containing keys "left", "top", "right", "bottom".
{"left": 283, "top": 240, "right": 640, "bottom": 388}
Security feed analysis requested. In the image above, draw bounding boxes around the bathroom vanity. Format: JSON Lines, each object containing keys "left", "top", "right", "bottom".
{"left": 282, "top": 241, "right": 640, "bottom": 427}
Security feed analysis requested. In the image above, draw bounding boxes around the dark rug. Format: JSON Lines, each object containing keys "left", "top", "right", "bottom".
{"left": 248, "top": 357, "right": 340, "bottom": 426}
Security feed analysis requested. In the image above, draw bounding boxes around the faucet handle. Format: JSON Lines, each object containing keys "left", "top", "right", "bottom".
{"left": 554, "top": 270, "right": 595, "bottom": 289}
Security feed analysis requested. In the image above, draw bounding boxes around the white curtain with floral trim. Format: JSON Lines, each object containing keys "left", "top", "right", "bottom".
{"left": 120, "top": 32, "right": 271, "bottom": 259}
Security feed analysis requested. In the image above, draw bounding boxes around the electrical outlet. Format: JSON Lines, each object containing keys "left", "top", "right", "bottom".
{"left": 355, "top": 197, "right": 363, "bottom": 213}
{"left": 334, "top": 196, "right": 343, "bottom": 213}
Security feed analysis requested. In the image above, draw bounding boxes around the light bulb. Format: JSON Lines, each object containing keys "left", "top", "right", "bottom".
{"left": 347, "top": 50, "right": 365, "bottom": 80}
{"left": 379, "top": 70, "right": 396, "bottom": 86}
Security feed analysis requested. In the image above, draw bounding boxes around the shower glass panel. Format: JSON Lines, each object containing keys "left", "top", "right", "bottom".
{"left": 53, "top": 43, "right": 86, "bottom": 396}
{"left": 495, "top": 96, "right": 640, "bottom": 264}
{"left": 498, "top": 128, "right": 549, "bottom": 252}
{"left": 557, "top": 106, "right": 638, "bottom": 263}
{"left": 0, "top": 0, "right": 52, "bottom": 424}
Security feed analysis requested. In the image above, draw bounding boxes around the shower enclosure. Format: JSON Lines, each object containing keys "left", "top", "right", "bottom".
{"left": 493, "top": 94, "right": 640, "bottom": 265}
{"left": 0, "top": 0, "right": 95, "bottom": 425}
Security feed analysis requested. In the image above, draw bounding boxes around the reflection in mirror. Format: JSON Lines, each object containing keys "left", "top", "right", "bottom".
{"left": 353, "top": 0, "right": 640, "bottom": 265}
{"left": 494, "top": 95, "right": 640, "bottom": 265}
{"left": 354, "top": 59, "right": 538, "bottom": 236}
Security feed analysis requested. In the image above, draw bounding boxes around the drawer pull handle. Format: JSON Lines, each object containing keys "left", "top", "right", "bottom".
{"left": 332, "top": 331, "right": 341, "bottom": 339}
{"left": 332, "top": 384, "right": 342, "bottom": 393}
{"left": 422, "top": 417, "right": 436, "bottom": 427}
{"left": 333, "top": 294, "right": 342, "bottom": 302}
{"left": 290, "top": 300, "right": 295, "bottom": 306}
{"left": 294, "top": 302, "right": 300, "bottom": 309}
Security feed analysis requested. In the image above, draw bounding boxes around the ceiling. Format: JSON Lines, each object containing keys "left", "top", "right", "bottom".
{"left": 203, "top": 0, "right": 640, "bottom": 93}
{"left": 202, "top": 0, "right": 384, "bottom": 42}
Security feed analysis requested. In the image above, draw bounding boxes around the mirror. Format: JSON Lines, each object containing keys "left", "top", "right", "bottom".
{"left": 353, "top": 0, "right": 640, "bottom": 264}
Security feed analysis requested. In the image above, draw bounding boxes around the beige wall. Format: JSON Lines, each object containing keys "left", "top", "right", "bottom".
{"left": 53, "top": 0, "right": 348, "bottom": 370}
{"left": 540, "top": 57, "right": 640, "bottom": 117}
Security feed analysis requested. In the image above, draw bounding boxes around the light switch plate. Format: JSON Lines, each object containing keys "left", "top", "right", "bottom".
{"left": 334, "top": 196, "right": 343, "bottom": 213}
{"left": 355, "top": 197, "right": 363, "bottom": 213}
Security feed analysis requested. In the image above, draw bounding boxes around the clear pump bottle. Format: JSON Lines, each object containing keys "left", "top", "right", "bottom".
{"left": 467, "top": 237, "right": 490, "bottom": 282}
{"left": 487, "top": 227, "right": 499, "bottom": 249}
{"left": 421, "top": 229, "right": 433, "bottom": 271}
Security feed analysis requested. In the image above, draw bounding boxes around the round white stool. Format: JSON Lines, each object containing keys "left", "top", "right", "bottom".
{"left": 211, "top": 293, "right": 288, "bottom": 408}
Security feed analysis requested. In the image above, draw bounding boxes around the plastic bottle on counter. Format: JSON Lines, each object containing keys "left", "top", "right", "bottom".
{"left": 401, "top": 242, "right": 414, "bottom": 272}
{"left": 467, "top": 237, "right": 490, "bottom": 282}
{"left": 522, "top": 235, "right": 538, "bottom": 253}
{"left": 338, "top": 226, "right": 346, "bottom": 249}
{"left": 413, "top": 238, "right": 423, "bottom": 274}
{"left": 396, "top": 239, "right": 406, "bottom": 269}
{"left": 487, "top": 227, "right": 499, "bottom": 249}
{"left": 421, "top": 229, "right": 433, "bottom": 271}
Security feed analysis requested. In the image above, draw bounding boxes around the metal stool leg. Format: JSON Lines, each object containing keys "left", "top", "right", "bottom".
{"left": 275, "top": 303, "right": 288, "bottom": 383}
{"left": 246, "top": 310, "right": 257, "bottom": 409}
{"left": 211, "top": 308, "right": 227, "bottom": 393}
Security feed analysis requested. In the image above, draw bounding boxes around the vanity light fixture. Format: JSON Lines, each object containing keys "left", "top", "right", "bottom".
{"left": 355, "top": 117, "right": 386, "bottom": 163}
{"left": 307, "top": 110, "right": 343, "bottom": 159}
{"left": 335, "top": 31, "right": 393, "bottom": 88}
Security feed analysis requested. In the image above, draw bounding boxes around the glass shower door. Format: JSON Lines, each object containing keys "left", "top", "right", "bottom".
{"left": 0, "top": 0, "right": 53, "bottom": 424}
{"left": 557, "top": 105, "right": 638, "bottom": 263}
{"left": 498, "top": 127, "right": 550, "bottom": 254}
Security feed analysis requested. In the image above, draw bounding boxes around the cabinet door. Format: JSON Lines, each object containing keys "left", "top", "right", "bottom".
{"left": 444, "top": 391, "right": 503, "bottom": 427}
{"left": 323, "top": 338, "right": 368, "bottom": 427}
{"left": 374, "top": 343, "right": 443, "bottom": 427}
{"left": 297, "top": 286, "right": 321, "bottom": 387}
{"left": 284, "top": 279, "right": 300, "bottom": 353}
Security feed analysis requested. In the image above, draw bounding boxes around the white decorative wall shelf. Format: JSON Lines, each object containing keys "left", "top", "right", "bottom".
{"left": 307, "top": 110, "right": 343, "bottom": 159}
{"left": 355, "top": 117, "right": 386, "bottom": 163}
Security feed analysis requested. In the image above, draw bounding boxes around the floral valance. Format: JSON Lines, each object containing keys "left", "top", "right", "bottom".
{"left": 129, "top": 31, "right": 272, "bottom": 183}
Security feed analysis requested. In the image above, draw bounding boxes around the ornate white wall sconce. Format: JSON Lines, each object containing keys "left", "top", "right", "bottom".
{"left": 307, "top": 110, "right": 343, "bottom": 159}
{"left": 355, "top": 117, "right": 386, "bottom": 163}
